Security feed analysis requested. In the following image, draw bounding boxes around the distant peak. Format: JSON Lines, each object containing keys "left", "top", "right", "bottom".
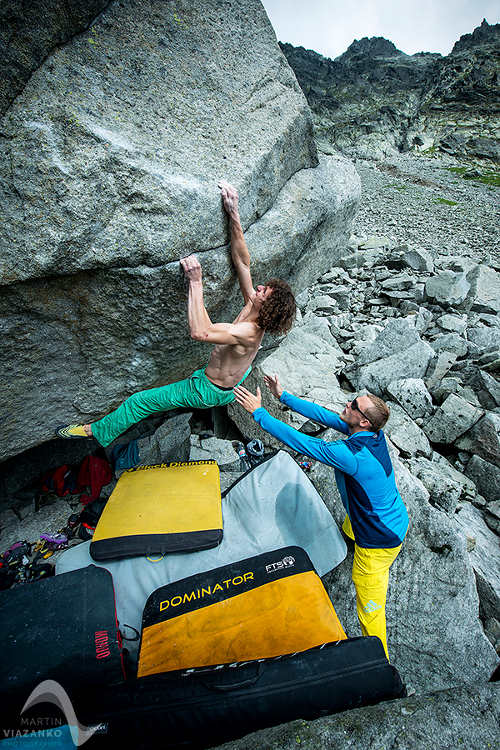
{"left": 451, "top": 18, "right": 500, "bottom": 54}
{"left": 342, "top": 36, "right": 401, "bottom": 59}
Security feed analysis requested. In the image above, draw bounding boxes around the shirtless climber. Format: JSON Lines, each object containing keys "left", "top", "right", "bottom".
{"left": 56, "top": 181, "right": 296, "bottom": 446}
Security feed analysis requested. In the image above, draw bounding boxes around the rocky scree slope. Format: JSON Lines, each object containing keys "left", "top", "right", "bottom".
{"left": 353, "top": 154, "right": 499, "bottom": 262}
{"left": 280, "top": 19, "right": 500, "bottom": 162}
{"left": 0, "top": 0, "right": 360, "bottom": 462}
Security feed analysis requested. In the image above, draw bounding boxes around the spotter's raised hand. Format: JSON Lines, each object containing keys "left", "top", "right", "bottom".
{"left": 233, "top": 385, "right": 262, "bottom": 414}
{"left": 264, "top": 373, "right": 283, "bottom": 399}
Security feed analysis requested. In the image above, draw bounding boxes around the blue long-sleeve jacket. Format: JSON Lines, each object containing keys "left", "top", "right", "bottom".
{"left": 253, "top": 391, "right": 408, "bottom": 549}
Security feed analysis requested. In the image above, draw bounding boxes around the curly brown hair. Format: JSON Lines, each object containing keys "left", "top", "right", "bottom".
{"left": 257, "top": 278, "right": 296, "bottom": 335}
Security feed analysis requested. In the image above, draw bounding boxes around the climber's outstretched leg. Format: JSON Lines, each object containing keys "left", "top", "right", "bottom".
{"left": 55, "top": 367, "right": 245, "bottom": 447}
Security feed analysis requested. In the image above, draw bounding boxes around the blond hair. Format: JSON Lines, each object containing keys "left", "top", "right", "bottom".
{"left": 365, "top": 393, "right": 390, "bottom": 431}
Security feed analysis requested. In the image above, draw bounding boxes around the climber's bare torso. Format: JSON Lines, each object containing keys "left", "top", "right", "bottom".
{"left": 181, "top": 251, "right": 273, "bottom": 387}
{"left": 204, "top": 287, "right": 273, "bottom": 387}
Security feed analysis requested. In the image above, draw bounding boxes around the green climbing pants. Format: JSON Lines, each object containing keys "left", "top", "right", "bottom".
{"left": 91, "top": 367, "right": 251, "bottom": 447}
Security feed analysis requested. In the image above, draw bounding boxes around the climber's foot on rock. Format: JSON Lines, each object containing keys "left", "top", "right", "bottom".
{"left": 55, "top": 423, "right": 93, "bottom": 439}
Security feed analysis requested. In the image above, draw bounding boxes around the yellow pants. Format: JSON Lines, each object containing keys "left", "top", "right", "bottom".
{"left": 342, "top": 516, "right": 401, "bottom": 660}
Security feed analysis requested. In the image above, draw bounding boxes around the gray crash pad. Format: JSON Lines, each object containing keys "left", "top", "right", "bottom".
{"left": 56, "top": 451, "right": 347, "bottom": 656}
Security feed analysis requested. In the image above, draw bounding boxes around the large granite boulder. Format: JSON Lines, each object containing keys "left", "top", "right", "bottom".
{"left": 0, "top": 0, "right": 109, "bottom": 116}
{"left": 215, "top": 683, "right": 500, "bottom": 750}
{"left": 344, "top": 318, "right": 435, "bottom": 395}
{"left": 0, "top": 0, "right": 360, "bottom": 462}
{"left": 1, "top": 0, "right": 318, "bottom": 284}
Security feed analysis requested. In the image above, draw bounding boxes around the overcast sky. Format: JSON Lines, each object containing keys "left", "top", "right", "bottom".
{"left": 261, "top": 0, "right": 500, "bottom": 58}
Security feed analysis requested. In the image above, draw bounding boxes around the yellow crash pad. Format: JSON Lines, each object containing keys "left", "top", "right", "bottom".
{"left": 90, "top": 461, "right": 222, "bottom": 561}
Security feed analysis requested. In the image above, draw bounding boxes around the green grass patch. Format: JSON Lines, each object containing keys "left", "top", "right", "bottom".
{"left": 435, "top": 197, "right": 458, "bottom": 206}
{"left": 446, "top": 166, "right": 468, "bottom": 176}
{"left": 476, "top": 172, "right": 500, "bottom": 186}
{"left": 384, "top": 183, "right": 408, "bottom": 191}
{"left": 445, "top": 167, "right": 500, "bottom": 187}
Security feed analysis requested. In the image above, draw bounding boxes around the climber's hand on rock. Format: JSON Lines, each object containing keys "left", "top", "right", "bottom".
{"left": 181, "top": 254, "right": 202, "bottom": 282}
{"left": 218, "top": 180, "right": 239, "bottom": 218}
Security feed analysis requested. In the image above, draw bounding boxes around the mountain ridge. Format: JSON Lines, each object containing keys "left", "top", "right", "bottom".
{"left": 279, "top": 19, "right": 500, "bottom": 162}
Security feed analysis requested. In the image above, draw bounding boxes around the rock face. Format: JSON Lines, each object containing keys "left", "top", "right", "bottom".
{"left": 280, "top": 20, "right": 500, "bottom": 162}
{"left": 215, "top": 682, "right": 500, "bottom": 750}
{"left": 1, "top": 0, "right": 318, "bottom": 286}
{"left": 0, "top": 0, "right": 360, "bottom": 462}
{"left": 0, "top": 0, "right": 110, "bottom": 116}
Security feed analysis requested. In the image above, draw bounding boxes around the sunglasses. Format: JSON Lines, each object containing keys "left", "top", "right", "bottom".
{"left": 350, "top": 397, "right": 373, "bottom": 425}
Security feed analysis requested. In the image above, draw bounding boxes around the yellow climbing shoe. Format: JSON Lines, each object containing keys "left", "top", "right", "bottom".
{"left": 55, "top": 424, "right": 89, "bottom": 439}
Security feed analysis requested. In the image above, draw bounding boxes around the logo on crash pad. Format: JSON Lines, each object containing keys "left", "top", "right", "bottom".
{"left": 265, "top": 555, "right": 295, "bottom": 573}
